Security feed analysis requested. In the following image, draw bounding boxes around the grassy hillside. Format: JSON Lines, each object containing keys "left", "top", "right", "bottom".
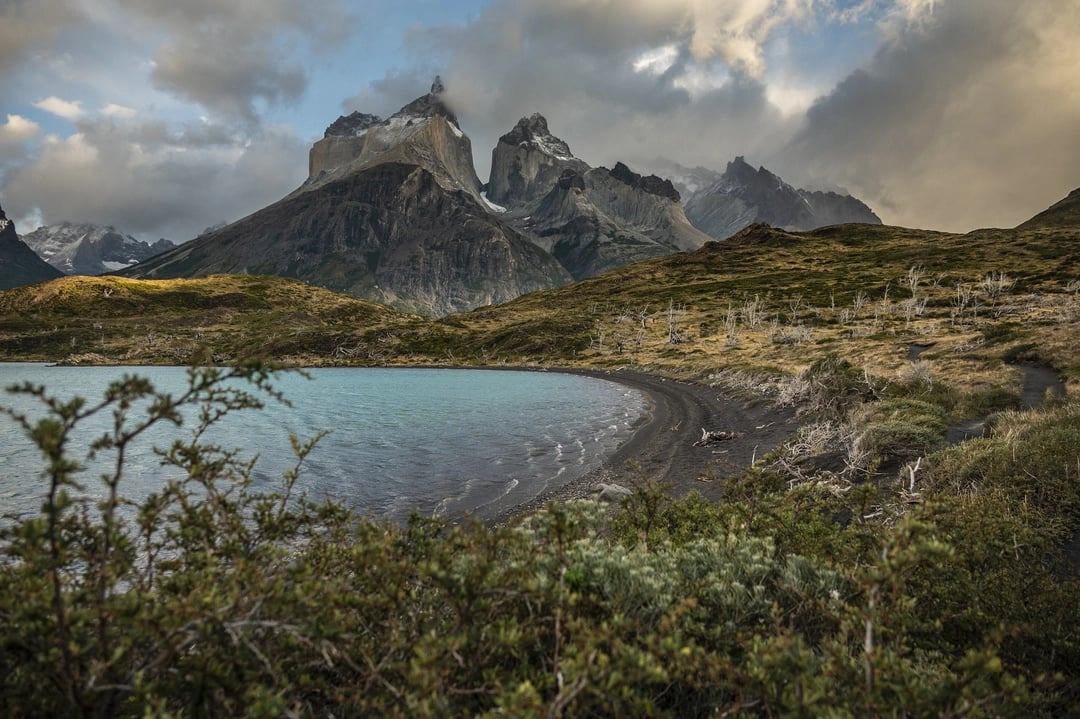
{"left": 0, "top": 274, "right": 426, "bottom": 365}
{"left": 410, "top": 220, "right": 1080, "bottom": 400}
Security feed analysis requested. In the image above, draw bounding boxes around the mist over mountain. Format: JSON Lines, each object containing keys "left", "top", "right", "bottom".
{"left": 21, "top": 223, "right": 175, "bottom": 276}
{"left": 651, "top": 157, "right": 881, "bottom": 240}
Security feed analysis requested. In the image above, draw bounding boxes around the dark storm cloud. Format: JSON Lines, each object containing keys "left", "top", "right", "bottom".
{"left": 780, "top": 0, "right": 1080, "bottom": 230}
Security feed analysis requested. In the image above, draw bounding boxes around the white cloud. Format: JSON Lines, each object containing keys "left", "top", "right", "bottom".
{"left": 101, "top": 103, "right": 137, "bottom": 119}
{"left": 632, "top": 44, "right": 680, "bottom": 75}
{"left": 0, "top": 115, "right": 41, "bottom": 144}
{"left": 33, "top": 96, "right": 85, "bottom": 120}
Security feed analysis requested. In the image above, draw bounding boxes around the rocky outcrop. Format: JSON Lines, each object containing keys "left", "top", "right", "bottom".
{"left": 0, "top": 203, "right": 64, "bottom": 290}
{"left": 608, "top": 162, "right": 680, "bottom": 202}
{"left": 21, "top": 222, "right": 176, "bottom": 275}
{"left": 124, "top": 162, "right": 571, "bottom": 317}
{"left": 797, "top": 190, "right": 880, "bottom": 230}
{"left": 306, "top": 77, "right": 483, "bottom": 205}
{"left": 486, "top": 113, "right": 589, "bottom": 208}
{"left": 657, "top": 157, "right": 881, "bottom": 240}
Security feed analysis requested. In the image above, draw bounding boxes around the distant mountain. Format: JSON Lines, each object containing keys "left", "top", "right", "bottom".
{"left": 21, "top": 222, "right": 175, "bottom": 275}
{"left": 652, "top": 157, "right": 881, "bottom": 240}
{"left": 0, "top": 203, "right": 64, "bottom": 290}
{"left": 124, "top": 79, "right": 571, "bottom": 316}
{"left": 487, "top": 114, "right": 710, "bottom": 280}
{"left": 1016, "top": 187, "right": 1080, "bottom": 230}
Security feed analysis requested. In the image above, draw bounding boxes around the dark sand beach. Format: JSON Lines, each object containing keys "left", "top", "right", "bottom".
{"left": 499, "top": 368, "right": 798, "bottom": 521}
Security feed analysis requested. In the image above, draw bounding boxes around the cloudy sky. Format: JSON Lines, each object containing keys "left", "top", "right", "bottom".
{"left": 1, "top": 0, "right": 1077, "bottom": 241}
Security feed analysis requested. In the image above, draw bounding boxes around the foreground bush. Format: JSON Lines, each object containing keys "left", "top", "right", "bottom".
{"left": 0, "top": 364, "right": 1076, "bottom": 716}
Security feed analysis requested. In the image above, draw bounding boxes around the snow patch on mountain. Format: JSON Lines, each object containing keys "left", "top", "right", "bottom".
{"left": 480, "top": 192, "right": 507, "bottom": 213}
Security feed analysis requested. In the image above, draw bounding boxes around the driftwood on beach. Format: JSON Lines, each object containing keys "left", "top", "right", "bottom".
{"left": 693, "top": 428, "right": 742, "bottom": 447}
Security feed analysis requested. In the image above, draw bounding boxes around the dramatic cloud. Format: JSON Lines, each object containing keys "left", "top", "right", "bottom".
{"left": 0, "top": 114, "right": 41, "bottom": 170}
{"left": 115, "top": 0, "right": 354, "bottom": 124}
{"left": 2, "top": 118, "right": 308, "bottom": 240}
{"left": 784, "top": 0, "right": 1080, "bottom": 230}
{"left": 374, "top": 0, "right": 1078, "bottom": 231}
{"left": 393, "top": 0, "right": 811, "bottom": 179}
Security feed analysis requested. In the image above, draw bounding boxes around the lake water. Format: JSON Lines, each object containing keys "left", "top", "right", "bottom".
{"left": 0, "top": 365, "right": 648, "bottom": 523}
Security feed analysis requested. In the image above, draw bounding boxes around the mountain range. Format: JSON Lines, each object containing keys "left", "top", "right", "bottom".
{"left": 1, "top": 78, "right": 874, "bottom": 315}
{"left": 20, "top": 223, "right": 175, "bottom": 276}
{"left": 652, "top": 157, "right": 881, "bottom": 240}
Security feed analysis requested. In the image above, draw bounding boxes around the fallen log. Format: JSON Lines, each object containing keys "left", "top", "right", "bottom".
{"left": 693, "top": 428, "right": 742, "bottom": 447}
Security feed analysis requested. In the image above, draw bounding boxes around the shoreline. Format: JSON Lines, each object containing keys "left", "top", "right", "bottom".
{"left": 489, "top": 367, "right": 798, "bottom": 524}
{"left": 2, "top": 361, "right": 799, "bottom": 522}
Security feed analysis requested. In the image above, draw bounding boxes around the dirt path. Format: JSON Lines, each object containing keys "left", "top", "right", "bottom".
{"left": 498, "top": 369, "right": 798, "bottom": 521}
{"left": 945, "top": 361, "right": 1067, "bottom": 443}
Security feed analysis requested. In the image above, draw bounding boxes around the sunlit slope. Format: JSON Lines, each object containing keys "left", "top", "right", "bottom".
{"left": 0, "top": 274, "right": 425, "bottom": 364}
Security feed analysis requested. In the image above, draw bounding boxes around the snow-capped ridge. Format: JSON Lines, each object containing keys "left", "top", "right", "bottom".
{"left": 21, "top": 222, "right": 176, "bottom": 276}
{"left": 500, "top": 113, "right": 576, "bottom": 161}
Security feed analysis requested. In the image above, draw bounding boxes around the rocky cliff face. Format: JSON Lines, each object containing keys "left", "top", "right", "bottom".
{"left": 665, "top": 157, "right": 881, "bottom": 240}
{"left": 0, "top": 203, "right": 64, "bottom": 290}
{"left": 306, "top": 77, "right": 483, "bottom": 205}
{"left": 486, "top": 113, "right": 590, "bottom": 209}
{"left": 21, "top": 222, "right": 176, "bottom": 275}
{"left": 519, "top": 163, "right": 708, "bottom": 280}
{"left": 487, "top": 115, "right": 710, "bottom": 279}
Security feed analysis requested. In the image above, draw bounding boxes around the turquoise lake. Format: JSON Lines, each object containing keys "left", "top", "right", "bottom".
{"left": 0, "top": 365, "right": 649, "bottom": 522}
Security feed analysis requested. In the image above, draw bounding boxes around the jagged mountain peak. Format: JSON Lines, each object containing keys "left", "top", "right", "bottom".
{"left": 0, "top": 204, "right": 12, "bottom": 237}
{"left": 324, "top": 112, "right": 382, "bottom": 139}
{"left": 392, "top": 75, "right": 460, "bottom": 127}
{"left": 498, "top": 113, "right": 575, "bottom": 161}
{"left": 322, "top": 77, "right": 460, "bottom": 142}
{"left": 487, "top": 114, "right": 587, "bottom": 208}
{"left": 307, "top": 76, "right": 479, "bottom": 202}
